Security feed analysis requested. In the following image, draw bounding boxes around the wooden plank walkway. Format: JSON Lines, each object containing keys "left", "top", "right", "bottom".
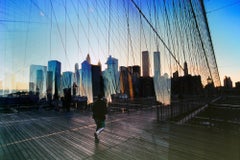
{"left": 0, "top": 109, "right": 239, "bottom": 160}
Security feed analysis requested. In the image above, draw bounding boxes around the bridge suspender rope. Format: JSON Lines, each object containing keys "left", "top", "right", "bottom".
{"left": 200, "top": 0, "right": 221, "bottom": 86}
{"left": 189, "top": 0, "right": 213, "bottom": 82}
{"left": 130, "top": 0, "right": 184, "bottom": 71}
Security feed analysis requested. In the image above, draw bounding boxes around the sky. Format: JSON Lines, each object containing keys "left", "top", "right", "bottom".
{"left": 0, "top": 0, "right": 240, "bottom": 90}
{"left": 204, "top": 0, "right": 240, "bottom": 86}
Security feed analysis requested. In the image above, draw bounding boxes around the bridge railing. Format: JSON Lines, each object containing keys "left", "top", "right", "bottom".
{"left": 156, "top": 96, "right": 217, "bottom": 122}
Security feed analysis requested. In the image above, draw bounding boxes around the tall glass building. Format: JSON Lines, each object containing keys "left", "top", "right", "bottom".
{"left": 153, "top": 51, "right": 170, "bottom": 105}
{"left": 62, "top": 71, "right": 74, "bottom": 91}
{"left": 91, "top": 64, "right": 103, "bottom": 100}
{"left": 119, "top": 65, "right": 140, "bottom": 99}
{"left": 29, "top": 65, "right": 47, "bottom": 98}
{"left": 47, "top": 60, "right": 61, "bottom": 99}
{"left": 103, "top": 55, "right": 120, "bottom": 101}
{"left": 46, "top": 71, "right": 53, "bottom": 100}
{"left": 142, "top": 51, "right": 150, "bottom": 77}
{"left": 74, "top": 63, "right": 80, "bottom": 95}
{"left": 81, "top": 59, "right": 93, "bottom": 103}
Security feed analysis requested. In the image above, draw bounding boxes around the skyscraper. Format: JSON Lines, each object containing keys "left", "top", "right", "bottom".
{"left": 29, "top": 64, "right": 47, "bottom": 98}
{"left": 119, "top": 66, "right": 135, "bottom": 98}
{"left": 132, "top": 65, "right": 141, "bottom": 97}
{"left": 36, "top": 70, "right": 44, "bottom": 97}
{"left": 74, "top": 63, "right": 80, "bottom": 93}
{"left": 154, "top": 51, "right": 161, "bottom": 77}
{"left": 46, "top": 71, "right": 53, "bottom": 100}
{"left": 142, "top": 51, "right": 150, "bottom": 77}
{"left": 119, "top": 66, "right": 129, "bottom": 95}
{"left": 153, "top": 51, "right": 170, "bottom": 105}
{"left": 47, "top": 60, "right": 61, "bottom": 99}
{"left": 103, "top": 55, "right": 120, "bottom": 101}
{"left": 81, "top": 56, "right": 93, "bottom": 103}
{"left": 74, "top": 63, "right": 80, "bottom": 95}
{"left": 91, "top": 64, "right": 103, "bottom": 100}
{"left": 62, "top": 71, "right": 74, "bottom": 90}
{"left": 224, "top": 76, "right": 233, "bottom": 88}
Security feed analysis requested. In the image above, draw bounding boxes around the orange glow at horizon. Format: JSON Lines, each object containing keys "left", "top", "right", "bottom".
{"left": 0, "top": 80, "right": 28, "bottom": 91}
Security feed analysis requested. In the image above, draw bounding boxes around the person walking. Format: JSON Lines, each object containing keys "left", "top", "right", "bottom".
{"left": 92, "top": 93, "right": 107, "bottom": 143}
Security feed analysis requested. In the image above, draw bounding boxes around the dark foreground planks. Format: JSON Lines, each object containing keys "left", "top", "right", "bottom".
{"left": 0, "top": 110, "right": 239, "bottom": 160}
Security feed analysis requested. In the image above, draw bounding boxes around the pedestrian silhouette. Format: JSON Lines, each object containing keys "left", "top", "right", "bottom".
{"left": 92, "top": 93, "right": 107, "bottom": 143}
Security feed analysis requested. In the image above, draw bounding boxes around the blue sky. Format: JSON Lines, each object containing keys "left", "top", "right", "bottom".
{"left": 204, "top": 0, "right": 240, "bottom": 86}
{"left": 0, "top": 0, "right": 240, "bottom": 90}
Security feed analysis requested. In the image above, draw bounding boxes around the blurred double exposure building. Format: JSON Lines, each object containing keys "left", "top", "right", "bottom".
{"left": 79, "top": 54, "right": 104, "bottom": 103}
{"left": 29, "top": 65, "right": 47, "bottom": 98}
{"left": 47, "top": 60, "right": 61, "bottom": 100}
{"left": 103, "top": 55, "right": 120, "bottom": 101}
{"left": 80, "top": 55, "right": 93, "bottom": 103}
{"left": 62, "top": 71, "right": 74, "bottom": 92}
{"left": 153, "top": 51, "right": 171, "bottom": 105}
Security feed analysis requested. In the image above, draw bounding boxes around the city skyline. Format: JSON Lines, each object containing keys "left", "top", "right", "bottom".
{"left": 0, "top": 0, "right": 240, "bottom": 90}
{"left": 23, "top": 53, "right": 167, "bottom": 103}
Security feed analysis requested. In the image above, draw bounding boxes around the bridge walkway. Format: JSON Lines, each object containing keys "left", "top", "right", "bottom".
{"left": 0, "top": 109, "right": 239, "bottom": 160}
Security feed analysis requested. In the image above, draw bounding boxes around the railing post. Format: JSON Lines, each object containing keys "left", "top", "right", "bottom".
{"left": 161, "top": 105, "right": 163, "bottom": 120}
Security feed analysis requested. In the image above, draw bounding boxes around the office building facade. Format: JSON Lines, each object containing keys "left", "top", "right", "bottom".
{"left": 62, "top": 71, "right": 74, "bottom": 90}
{"left": 29, "top": 64, "right": 47, "bottom": 98}
{"left": 81, "top": 59, "right": 93, "bottom": 103}
{"left": 103, "top": 55, "right": 120, "bottom": 101}
{"left": 47, "top": 60, "right": 61, "bottom": 99}
{"left": 91, "top": 64, "right": 103, "bottom": 100}
{"left": 153, "top": 51, "right": 171, "bottom": 105}
{"left": 142, "top": 51, "right": 150, "bottom": 77}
